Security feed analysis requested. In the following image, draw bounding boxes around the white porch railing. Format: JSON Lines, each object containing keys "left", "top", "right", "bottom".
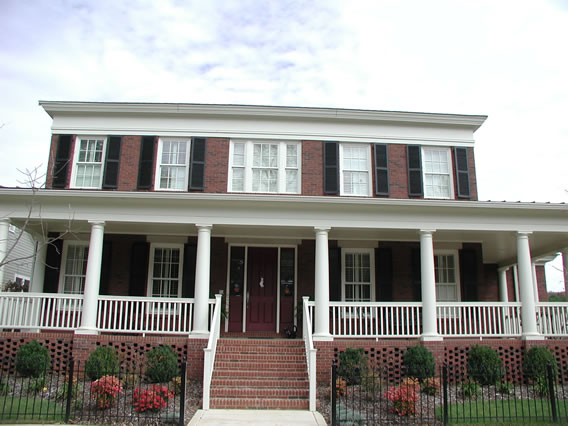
{"left": 0, "top": 292, "right": 83, "bottom": 330}
{"left": 328, "top": 302, "right": 423, "bottom": 338}
{"left": 537, "top": 303, "right": 568, "bottom": 336}
{"left": 202, "top": 294, "right": 222, "bottom": 410}
{"left": 437, "top": 302, "right": 522, "bottom": 337}
{"left": 302, "top": 297, "right": 317, "bottom": 412}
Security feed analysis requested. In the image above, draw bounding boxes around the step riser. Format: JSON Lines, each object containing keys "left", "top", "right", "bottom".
{"left": 213, "top": 370, "right": 307, "bottom": 379}
{"left": 210, "top": 398, "right": 309, "bottom": 410}
{"left": 211, "top": 379, "right": 309, "bottom": 388}
{"left": 211, "top": 389, "right": 309, "bottom": 398}
{"left": 214, "top": 362, "right": 306, "bottom": 371}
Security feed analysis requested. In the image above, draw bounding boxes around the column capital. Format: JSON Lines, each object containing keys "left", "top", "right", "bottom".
{"left": 0, "top": 218, "right": 11, "bottom": 225}
{"left": 88, "top": 220, "right": 105, "bottom": 227}
{"left": 517, "top": 231, "right": 533, "bottom": 238}
{"left": 498, "top": 266, "right": 510, "bottom": 273}
{"left": 419, "top": 229, "right": 436, "bottom": 235}
{"left": 314, "top": 226, "right": 331, "bottom": 233}
{"left": 195, "top": 224, "right": 212, "bottom": 230}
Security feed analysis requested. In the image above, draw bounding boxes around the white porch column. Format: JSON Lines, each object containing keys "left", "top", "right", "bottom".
{"left": 517, "top": 232, "right": 543, "bottom": 340}
{"left": 420, "top": 230, "right": 442, "bottom": 341}
{"left": 192, "top": 224, "right": 212, "bottom": 337}
{"left": 314, "top": 227, "right": 332, "bottom": 340}
{"left": 0, "top": 219, "right": 9, "bottom": 286}
{"left": 563, "top": 249, "right": 568, "bottom": 298}
{"left": 31, "top": 240, "right": 47, "bottom": 293}
{"left": 76, "top": 221, "right": 105, "bottom": 335}
{"left": 498, "top": 267, "right": 509, "bottom": 302}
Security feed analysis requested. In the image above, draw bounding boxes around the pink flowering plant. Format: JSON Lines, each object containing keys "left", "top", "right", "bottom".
{"left": 133, "top": 385, "right": 175, "bottom": 413}
{"left": 384, "top": 377, "right": 419, "bottom": 417}
{"left": 90, "top": 375, "right": 123, "bottom": 409}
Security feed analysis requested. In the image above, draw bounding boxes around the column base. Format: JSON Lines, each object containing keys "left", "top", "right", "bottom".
{"left": 522, "top": 333, "right": 545, "bottom": 341}
{"left": 189, "top": 331, "right": 210, "bottom": 339}
{"left": 420, "top": 334, "right": 443, "bottom": 342}
{"left": 74, "top": 327, "right": 99, "bottom": 335}
{"left": 313, "top": 333, "right": 333, "bottom": 342}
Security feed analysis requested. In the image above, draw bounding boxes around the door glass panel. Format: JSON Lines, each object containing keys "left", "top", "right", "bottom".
{"left": 229, "top": 246, "right": 245, "bottom": 296}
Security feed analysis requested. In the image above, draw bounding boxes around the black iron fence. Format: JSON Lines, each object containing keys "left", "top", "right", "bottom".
{"left": 331, "top": 362, "right": 568, "bottom": 425}
{"left": 0, "top": 357, "right": 187, "bottom": 425}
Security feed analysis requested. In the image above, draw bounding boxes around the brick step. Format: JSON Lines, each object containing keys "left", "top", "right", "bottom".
{"left": 211, "top": 387, "right": 309, "bottom": 398}
{"left": 219, "top": 339, "right": 304, "bottom": 346}
{"left": 210, "top": 397, "right": 309, "bottom": 410}
{"left": 217, "top": 346, "right": 305, "bottom": 354}
{"left": 213, "top": 369, "right": 308, "bottom": 379}
{"left": 214, "top": 361, "right": 306, "bottom": 371}
{"left": 211, "top": 378, "right": 309, "bottom": 388}
{"left": 215, "top": 353, "right": 306, "bottom": 362}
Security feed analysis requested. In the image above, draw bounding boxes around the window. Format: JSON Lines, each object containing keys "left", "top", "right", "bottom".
{"left": 435, "top": 252, "right": 460, "bottom": 301}
{"left": 71, "top": 137, "right": 107, "bottom": 188}
{"left": 147, "top": 245, "right": 183, "bottom": 298}
{"left": 228, "top": 140, "right": 300, "bottom": 193}
{"left": 59, "top": 242, "right": 89, "bottom": 294}
{"left": 422, "top": 147, "right": 453, "bottom": 199}
{"left": 14, "top": 274, "right": 30, "bottom": 291}
{"left": 340, "top": 144, "right": 371, "bottom": 196}
{"left": 342, "top": 249, "right": 374, "bottom": 301}
{"left": 155, "top": 138, "right": 191, "bottom": 191}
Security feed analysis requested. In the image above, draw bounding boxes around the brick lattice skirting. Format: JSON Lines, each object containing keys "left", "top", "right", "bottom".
{"left": 0, "top": 332, "right": 207, "bottom": 379}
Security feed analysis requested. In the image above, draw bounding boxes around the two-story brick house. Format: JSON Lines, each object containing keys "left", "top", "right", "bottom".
{"left": 0, "top": 101, "right": 567, "bottom": 410}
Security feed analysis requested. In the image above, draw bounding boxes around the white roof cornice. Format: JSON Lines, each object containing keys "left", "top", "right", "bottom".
{"left": 39, "top": 101, "right": 487, "bottom": 131}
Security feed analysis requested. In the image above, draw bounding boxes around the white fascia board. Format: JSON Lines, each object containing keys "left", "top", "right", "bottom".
{"left": 1, "top": 189, "right": 566, "bottom": 233}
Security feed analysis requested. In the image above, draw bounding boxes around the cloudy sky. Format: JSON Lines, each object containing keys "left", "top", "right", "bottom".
{"left": 0, "top": 0, "right": 566, "bottom": 288}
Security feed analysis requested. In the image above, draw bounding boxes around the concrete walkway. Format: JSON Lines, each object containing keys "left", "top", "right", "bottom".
{"left": 188, "top": 409, "right": 327, "bottom": 425}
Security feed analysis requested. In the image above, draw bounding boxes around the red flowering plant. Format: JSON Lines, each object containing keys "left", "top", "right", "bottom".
{"left": 133, "top": 385, "right": 175, "bottom": 413}
{"left": 384, "top": 377, "right": 419, "bottom": 417}
{"left": 90, "top": 375, "right": 123, "bottom": 409}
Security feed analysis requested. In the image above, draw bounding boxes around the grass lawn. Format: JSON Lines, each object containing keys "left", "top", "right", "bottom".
{"left": 436, "top": 398, "right": 568, "bottom": 424}
{"left": 0, "top": 396, "right": 65, "bottom": 423}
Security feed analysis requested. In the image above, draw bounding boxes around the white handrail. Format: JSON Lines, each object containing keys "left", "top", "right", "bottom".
{"left": 202, "top": 294, "right": 222, "bottom": 410}
{"left": 437, "top": 302, "right": 522, "bottom": 337}
{"left": 537, "top": 302, "right": 568, "bottom": 336}
{"left": 302, "top": 296, "right": 316, "bottom": 412}
{"left": 0, "top": 292, "right": 83, "bottom": 330}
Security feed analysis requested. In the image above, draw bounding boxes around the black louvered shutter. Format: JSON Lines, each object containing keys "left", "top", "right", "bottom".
{"left": 323, "top": 142, "right": 339, "bottom": 194}
{"left": 99, "top": 241, "right": 113, "bottom": 295}
{"left": 129, "top": 242, "right": 149, "bottom": 296}
{"left": 407, "top": 145, "right": 423, "bottom": 197}
{"left": 52, "top": 135, "right": 72, "bottom": 188}
{"left": 189, "top": 137, "right": 206, "bottom": 190}
{"left": 182, "top": 244, "right": 197, "bottom": 298}
{"left": 454, "top": 147, "right": 471, "bottom": 198}
{"left": 376, "top": 247, "right": 393, "bottom": 301}
{"left": 137, "top": 136, "right": 156, "bottom": 189}
{"left": 460, "top": 249, "right": 478, "bottom": 301}
{"left": 329, "top": 247, "right": 341, "bottom": 301}
{"left": 44, "top": 236, "right": 63, "bottom": 293}
{"left": 411, "top": 247, "right": 422, "bottom": 301}
{"left": 102, "top": 136, "right": 122, "bottom": 189}
{"left": 374, "top": 144, "right": 389, "bottom": 196}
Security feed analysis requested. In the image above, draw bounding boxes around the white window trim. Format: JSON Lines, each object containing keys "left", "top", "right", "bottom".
{"left": 69, "top": 136, "right": 108, "bottom": 189}
{"left": 341, "top": 248, "right": 375, "bottom": 302}
{"left": 147, "top": 243, "right": 184, "bottom": 298}
{"left": 434, "top": 249, "right": 461, "bottom": 302}
{"left": 421, "top": 146, "right": 455, "bottom": 199}
{"left": 154, "top": 137, "right": 191, "bottom": 191}
{"left": 228, "top": 140, "right": 301, "bottom": 194}
{"left": 58, "top": 240, "right": 89, "bottom": 294}
{"left": 8, "top": 224, "right": 17, "bottom": 233}
{"left": 339, "top": 143, "right": 372, "bottom": 197}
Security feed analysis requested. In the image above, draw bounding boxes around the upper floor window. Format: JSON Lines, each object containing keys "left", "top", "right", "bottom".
{"left": 71, "top": 137, "right": 107, "bottom": 188}
{"left": 340, "top": 144, "right": 371, "bottom": 196}
{"left": 422, "top": 147, "right": 453, "bottom": 199}
{"left": 228, "top": 140, "right": 300, "bottom": 193}
{"left": 147, "top": 244, "right": 183, "bottom": 298}
{"left": 155, "top": 138, "right": 191, "bottom": 191}
{"left": 342, "top": 248, "right": 374, "bottom": 301}
{"left": 59, "top": 241, "right": 89, "bottom": 294}
{"left": 435, "top": 251, "right": 460, "bottom": 301}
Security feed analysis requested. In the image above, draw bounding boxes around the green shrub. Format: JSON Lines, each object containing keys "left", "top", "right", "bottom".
{"left": 466, "top": 345, "right": 503, "bottom": 386}
{"left": 15, "top": 341, "right": 50, "bottom": 378}
{"left": 497, "top": 381, "right": 514, "bottom": 395}
{"left": 145, "top": 345, "right": 179, "bottom": 383}
{"left": 523, "top": 346, "right": 558, "bottom": 380}
{"left": 460, "top": 380, "right": 480, "bottom": 398}
{"left": 338, "top": 348, "right": 368, "bottom": 385}
{"left": 25, "top": 376, "right": 46, "bottom": 394}
{"left": 85, "top": 346, "right": 119, "bottom": 381}
{"left": 403, "top": 345, "right": 436, "bottom": 380}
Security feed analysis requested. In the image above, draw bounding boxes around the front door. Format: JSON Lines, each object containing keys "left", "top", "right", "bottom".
{"left": 246, "top": 247, "right": 278, "bottom": 331}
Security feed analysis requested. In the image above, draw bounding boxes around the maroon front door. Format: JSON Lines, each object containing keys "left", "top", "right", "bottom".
{"left": 246, "top": 247, "right": 278, "bottom": 331}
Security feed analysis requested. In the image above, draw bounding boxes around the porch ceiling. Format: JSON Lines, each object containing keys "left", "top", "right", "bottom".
{"left": 2, "top": 189, "right": 566, "bottom": 267}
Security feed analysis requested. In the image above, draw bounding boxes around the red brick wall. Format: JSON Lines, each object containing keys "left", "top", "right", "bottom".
{"left": 302, "top": 140, "right": 324, "bottom": 195}
{"left": 467, "top": 147, "right": 479, "bottom": 200}
{"left": 117, "top": 135, "right": 142, "bottom": 191}
{"left": 45, "top": 134, "right": 58, "bottom": 189}
{"left": 204, "top": 138, "right": 230, "bottom": 193}
{"left": 386, "top": 144, "right": 409, "bottom": 199}
{"left": 536, "top": 264, "right": 548, "bottom": 301}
